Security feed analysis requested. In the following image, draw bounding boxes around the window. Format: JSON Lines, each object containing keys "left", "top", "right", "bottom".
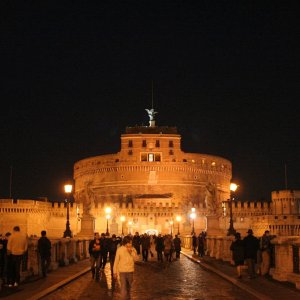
{"left": 128, "top": 140, "right": 133, "bottom": 147}
{"left": 169, "top": 150, "right": 174, "bottom": 155}
{"left": 155, "top": 140, "right": 160, "bottom": 147}
{"left": 142, "top": 140, "right": 147, "bottom": 147}
{"left": 155, "top": 153, "right": 161, "bottom": 161}
{"left": 140, "top": 152, "right": 161, "bottom": 162}
{"left": 169, "top": 140, "right": 174, "bottom": 147}
{"left": 128, "top": 150, "right": 133, "bottom": 155}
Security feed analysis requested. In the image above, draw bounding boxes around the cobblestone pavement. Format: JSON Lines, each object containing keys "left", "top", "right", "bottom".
{"left": 42, "top": 255, "right": 257, "bottom": 300}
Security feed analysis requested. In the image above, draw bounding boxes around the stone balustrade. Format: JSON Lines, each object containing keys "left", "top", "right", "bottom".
{"left": 20, "top": 237, "right": 90, "bottom": 282}
{"left": 270, "top": 236, "right": 300, "bottom": 289}
{"left": 196, "top": 235, "right": 300, "bottom": 290}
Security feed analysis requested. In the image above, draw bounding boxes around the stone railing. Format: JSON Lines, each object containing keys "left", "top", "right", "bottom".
{"left": 197, "top": 235, "right": 300, "bottom": 290}
{"left": 270, "top": 236, "right": 300, "bottom": 289}
{"left": 20, "top": 237, "right": 91, "bottom": 281}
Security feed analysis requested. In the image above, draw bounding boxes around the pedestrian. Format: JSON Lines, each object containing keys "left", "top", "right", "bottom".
{"left": 259, "top": 230, "right": 275, "bottom": 276}
{"left": 230, "top": 232, "right": 245, "bottom": 279}
{"left": 0, "top": 234, "right": 5, "bottom": 284}
{"left": 132, "top": 232, "right": 141, "bottom": 255}
{"left": 2, "top": 232, "right": 12, "bottom": 286}
{"left": 155, "top": 233, "right": 164, "bottom": 262}
{"left": 192, "top": 232, "right": 197, "bottom": 255}
{"left": 243, "top": 229, "right": 259, "bottom": 279}
{"left": 173, "top": 235, "right": 181, "bottom": 259}
{"left": 7, "top": 226, "right": 28, "bottom": 287}
{"left": 141, "top": 233, "right": 150, "bottom": 262}
{"left": 89, "top": 232, "right": 101, "bottom": 280}
{"left": 197, "top": 232, "right": 206, "bottom": 257}
{"left": 37, "top": 230, "right": 51, "bottom": 277}
{"left": 108, "top": 234, "right": 121, "bottom": 277}
{"left": 113, "top": 236, "right": 137, "bottom": 299}
{"left": 163, "top": 235, "right": 173, "bottom": 262}
{"left": 100, "top": 233, "right": 109, "bottom": 270}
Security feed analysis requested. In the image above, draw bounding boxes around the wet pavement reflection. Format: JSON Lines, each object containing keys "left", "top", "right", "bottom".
{"left": 43, "top": 256, "right": 257, "bottom": 300}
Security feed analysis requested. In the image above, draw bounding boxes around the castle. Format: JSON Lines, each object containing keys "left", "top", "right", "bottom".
{"left": 1, "top": 110, "right": 299, "bottom": 238}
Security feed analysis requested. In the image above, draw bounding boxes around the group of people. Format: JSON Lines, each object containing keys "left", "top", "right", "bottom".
{"left": 192, "top": 231, "right": 207, "bottom": 257}
{"left": 132, "top": 232, "right": 182, "bottom": 262}
{"left": 89, "top": 232, "right": 182, "bottom": 299}
{"left": 230, "top": 229, "right": 275, "bottom": 279}
{"left": 0, "top": 227, "right": 51, "bottom": 288}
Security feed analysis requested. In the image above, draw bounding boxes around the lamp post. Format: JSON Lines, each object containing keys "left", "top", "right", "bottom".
{"left": 120, "top": 216, "right": 125, "bottom": 235}
{"left": 190, "top": 208, "right": 196, "bottom": 235}
{"left": 227, "top": 183, "right": 238, "bottom": 236}
{"left": 63, "top": 184, "right": 73, "bottom": 238}
{"left": 105, "top": 207, "right": 111, "bottom": 235}
{"left": 176, "top": 215, "right": 181, "bottom": 235}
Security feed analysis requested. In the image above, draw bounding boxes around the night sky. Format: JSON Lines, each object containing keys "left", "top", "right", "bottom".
{"left": 0, "top": 1, "right": 299, "bottom": 202}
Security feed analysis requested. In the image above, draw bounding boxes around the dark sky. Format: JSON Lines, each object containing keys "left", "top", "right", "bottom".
{"left": 0, "top": 1, "right": 299, "bottom": 202}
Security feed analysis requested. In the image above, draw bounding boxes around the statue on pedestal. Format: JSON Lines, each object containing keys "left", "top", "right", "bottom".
{"left": 205, "top": 182, "right": 217, "bottom": 215}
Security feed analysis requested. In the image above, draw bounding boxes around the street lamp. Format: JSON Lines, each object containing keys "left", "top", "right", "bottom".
{"left": 63, "top": 184, "right": 73, "bottom": 238}
{"left": 190, "top": 208, "right": 196, "bottom": 235}
{"left": 120, "top": 216, "right": 126, "bottom": 235}
{"left": 105, "top": 207, "right": 111, "bottom": 235}
{"left": 176, "top": 215, "right": 181, "bottom": 235}
{"left": 227, "top": 183, "right": 238, "bottom": 236}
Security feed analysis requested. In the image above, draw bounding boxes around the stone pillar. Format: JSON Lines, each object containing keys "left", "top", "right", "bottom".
{"left": 206, "top": 215, "right": 222, "bottom": 236}
{"left": 50, "top": 241, "right": 59, "bottom": 270}
{"left": 77, "top": 213, "right": 95, "bottom": 239}
{"left": 69, "top": 240, "right": 78, "bottom": 263}
{"left": 271, "top": 237, "right": 295, "bottom": 281}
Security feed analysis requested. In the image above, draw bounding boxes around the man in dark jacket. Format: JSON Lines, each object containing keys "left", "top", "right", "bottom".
{"left": 155, "top": 234, "right": 164, "bottom": 262}
{"left": 89, "top": 232, "right": 101, "bottom": 279}
{"left": 141, "top": 233, "right": 150, "bottom": 262}
{"left": 100, "top": 233, "right": 109, "bottom": 270}
{"left": 108, "top": 234, "right": 121, "bottom": 276}
{"left": 173, "top": 235, "right": 181, "bottom": 259}
{"left": 243, "top": 229, "right": 259, "bottom": 279}
{"left": 132, "top": 232, "right": 141, "bottom": 255}
{"left": 38, "top": 230, "right": 51, "bottom": 277}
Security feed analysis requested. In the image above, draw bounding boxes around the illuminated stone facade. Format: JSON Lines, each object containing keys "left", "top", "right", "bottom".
{"left": 1, "top": 120, "right": 299, "bottom": 238}
{"left": 222, "top": 190, "right": 300, "bottom": 236}
{"left": 73, "top": 125, "right": 232, "bottom": 235}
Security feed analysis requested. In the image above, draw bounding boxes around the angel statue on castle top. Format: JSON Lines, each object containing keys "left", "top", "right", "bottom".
{"left": 145, "top": 108, "right": 158, "bottom": 121}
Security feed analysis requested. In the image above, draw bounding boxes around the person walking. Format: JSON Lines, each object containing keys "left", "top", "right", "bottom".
{"left": 132, "top": 232, "right": 141, "bottom": 255}
{"left": 108, "top": 234, "right": 121, "bottom": 277}
{"left": 7, "top": 226, "right": 28, "bottom": 287}
{"left": 155, "top": 234, "right": 164, "bottom": 262}
{"left": 141, "top": 233, "right": 150, "bottom": 262}
{"left": 230, "top": 232, "right": 245, "bottom": 278}
{"left": 113, "top": 236, "right": 137, "bottom": 300}
{"left": 243, "top": 229, "right": 259, "bottom": 279}
{"left": 100, "top": 233, "right": 109, "bottom": 270}
{"left": 2, "top": 232, "right": 12, "bottom": 286}
{"left": 89, "top": 232, "right": 101, "bottom": 280}
{"left": 37, "top": 230, "right": 51, "bottom": 277}
{"left": 0, "top": 233, "right": 11, "bottom": 286}
{"left": 260, "top": 230, "right": 274, "bottom": 276}
{"left": 173, "top": 235, "right": 181, "bottom": 259}
{"left": 163, "top": 235, "right": 173, "bottom": 262}
{"left": 197, "top": 232, "right": 206, "bottom": 257}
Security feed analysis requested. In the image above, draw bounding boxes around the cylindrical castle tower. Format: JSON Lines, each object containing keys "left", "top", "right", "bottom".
{"left": 73, "top": 111, "right": 232, "bottom": 236}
